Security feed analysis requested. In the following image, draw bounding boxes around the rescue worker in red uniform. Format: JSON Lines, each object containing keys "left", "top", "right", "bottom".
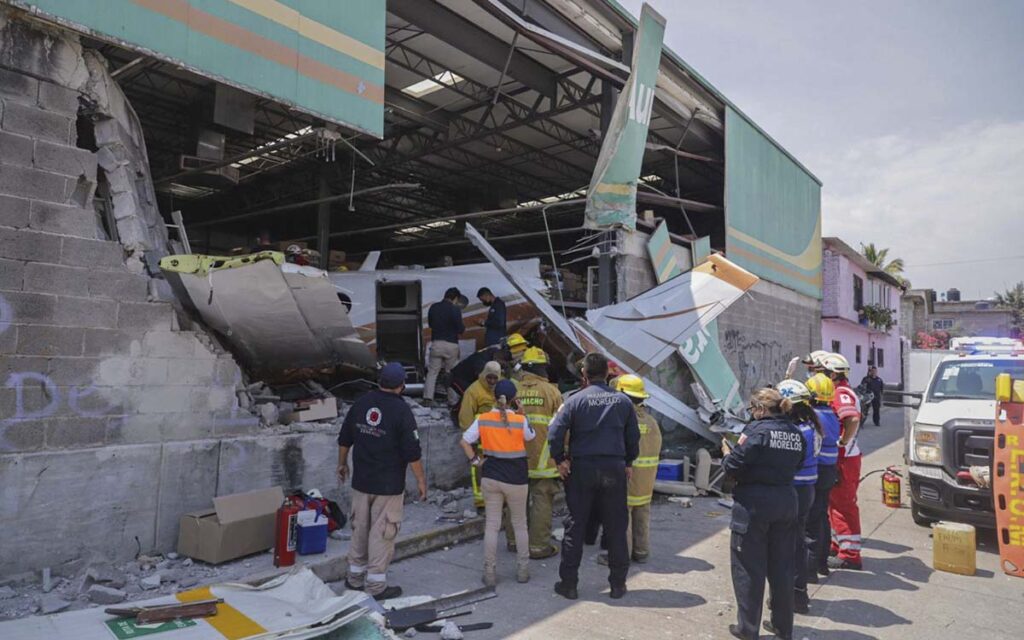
{"left": 822, "top": 353, "right": 864, "bottom": 571}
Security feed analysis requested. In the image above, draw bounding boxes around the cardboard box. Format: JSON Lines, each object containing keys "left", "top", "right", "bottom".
{"left": 177, "top": 486, "right": 284, "bottom": 564}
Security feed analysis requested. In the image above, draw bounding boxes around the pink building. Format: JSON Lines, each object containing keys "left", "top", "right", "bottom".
{"left": 821, "top": 238, "right": 904, "bottom": 385}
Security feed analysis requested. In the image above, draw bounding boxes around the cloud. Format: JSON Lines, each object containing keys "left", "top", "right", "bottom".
{"left": 818, "top": 120, "right": 1024, "bottom": 298}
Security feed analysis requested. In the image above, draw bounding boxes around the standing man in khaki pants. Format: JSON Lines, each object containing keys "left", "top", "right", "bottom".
{"left": 338, "top": 362, "right": 427, "bottom": 600}
{"left": 424, "top": 287, "right": 465, "bottom": 406}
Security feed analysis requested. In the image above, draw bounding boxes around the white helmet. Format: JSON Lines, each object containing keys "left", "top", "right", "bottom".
{"left": 820, "top": 353, "right": 851, "bottom": 374}
{"left": 776, "top": 379, "right": 813, "bottom": 405}
{"left": 802, "top": 350, "right": 830, "bottom": 367}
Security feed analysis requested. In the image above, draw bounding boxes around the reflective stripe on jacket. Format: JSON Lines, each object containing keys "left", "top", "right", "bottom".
{"left": 516, "top": 373, "right": 563, "bottom": 479}
{"left": 627, "top": 405, "right": 662, "bottom": 506}
{"left": 793, "top": 420, "right": 819, "bottom": 485}
{"left": 478, "top": 410, "right": 528, "bottom": 459}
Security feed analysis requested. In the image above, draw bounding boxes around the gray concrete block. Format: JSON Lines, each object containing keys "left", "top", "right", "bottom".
{"left": 0, "top": 130, "right": 33, "bottom": 168}
{"left": 29, "top": 200, "right": 100, "bottom": 239}
{"left": 213, "top": 357, "right": 241, "bottom": 385}
{"left": 82, "top": 328, "right": 141, "bottom": 356}
{"left": 0, "top": 323, "right": 14, "bottom": 354}
{"left": 0, "top": 420, "right": 45, "bottom": 452}
{"left": 37, "top": 81, "right": 80, "bottom": 116}
{"left": 95, "top": 356, "right": 166, "bottom": 387}
{"left": 166, "top": 357, "right": 215, "bottom": 383}
{"left": 53, "top": 295, "right": 117, "bottom": 328}
{"left": 137, "top": 385, "right": 191, "bottom": 414}
{"left": 0, "top": 163, "right": 68, "bottom": 204}
{"left": 87, "top": 270, "right": 148, "bottom": 301}
{"left": 34, "top": 140, "right": 97, "bottom": 181}
{"left": 0, "top": 354, "right": 49, "bottom": 379}
{"left": 217, "top": 433, "right": 340, "bottom": 497}
{"left": 154, "top": 440, "right": 220, "bottom": 550}
{"left": 190, "top": 386, "right": 236, "bottom": 414}
{"left": 22, "top": 261, "right": 90, "bottom": 296}
{"left": 0, "top": 99, "right": 73, "bottom": 144}
{"left": 0, "top": 194, "right": 30, "bottom": 230}
{"left": 16, "top": 324, "right": 83, "bottom": 356}
{"left": 45, "top": 416, "right": 107, "bottom": 449}
{"left": 0, "top": 256, "right": 25, "bottom": 289}
{"left": 117, "top": 302, "right": 172, "bottom": 330}
{"left": 0, "top": 444, "right": 162, "bottom": 575}
{"left": 142, "top": 330, "right": 196, "bottom": 358}
{"left": 0, "top": 290, "right": 56, "bottom": 323}
{"left": 45, "top": 356, "right": 102, "bottom": 385}
{"left": 0, "top": 68, "right": 38, "bottom": 103}
{"left": 1, "top": 226, "right": 64, "bottom": 268}
{"left": 212, "top": 412, "right": 260, "bottom": 437}
{"left": 60, "top": 236, "right": 123, "bottom": 268}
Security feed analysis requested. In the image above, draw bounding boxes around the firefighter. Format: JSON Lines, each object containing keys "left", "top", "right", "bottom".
{"left": 460, "top": 380, "right": 535, "bottom": 586}
{"left": 597, "top": 375, "right": 661, "bottom": 566}
{"left": 775, "top": 379, "right": 823, "bottom": 614}
{"left": 804, "top": 374, "right": 840, "bottom": 581}
{"left": 459, "top": 361, "right": 502, "bottom": 508}
{"left": 506, "top": 332, "right": 529, "bottom": 368}
{"left": 722, "top": 388, "right": 807, "bottom": 640}
{"left": 505, "top": 347, "right": 563, "bottom": 559}
{"left": 548, "top": 353, "right": 641, "bottom": 601}
{"left": 821, "top": 353, "right": 864, "bottom": 571}
{"left": 337, "top": 363, "right": 427, "bottom": 600}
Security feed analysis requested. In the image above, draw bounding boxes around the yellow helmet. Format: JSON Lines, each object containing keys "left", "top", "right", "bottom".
{"left": 806, "top": 373, "right": 835, "bottom": 403}
{"left": 506, "top": 333, "right": 528, "bottom": 349}
{"left": 521, "top": 346, "right": 548, "bottom": 365}
{"left": 615, "top": 374, "right": 650, "bottom": 399}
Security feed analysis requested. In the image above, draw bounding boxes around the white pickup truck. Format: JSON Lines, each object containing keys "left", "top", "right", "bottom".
{"left": 906, "top": 338, "right": 1024, "bottom": 527}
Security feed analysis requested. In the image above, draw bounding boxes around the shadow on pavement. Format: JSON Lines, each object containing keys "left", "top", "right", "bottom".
{"left": 804, "top": 628, "right": 881, "bottom": 640}
{"left": 861, "top": 538, "right": 913, "bottom": 554}
{"left": 813, "top": 598, "right": 912, "bottom": 628}
{"left": 603, "top": 588, "right": 707, "bottom": 609}
{"left": 824, "top": 559, "right": 927, "bottom": 592}
{"left": 635, "top": 554, "right": 715, "bottom": 575}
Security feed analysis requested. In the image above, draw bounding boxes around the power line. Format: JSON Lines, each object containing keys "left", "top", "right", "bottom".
{"left": 906, "top": 255, "right": 1024, "bottom": 268}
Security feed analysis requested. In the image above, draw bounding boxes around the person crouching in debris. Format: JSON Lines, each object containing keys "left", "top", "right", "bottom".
{"left": 459, "top": 360, "right": 502, "bottom": 508}
{"left": 721, "top": 388, "right": 806, "bottom": 640}
{"left": 337, "top": 362, "right": 427, "bottom": 600}
{"left": 548, "top": 353, "right": 640, "bottom": 601}
{"left": 460, "top": 379, "right": 535, "bottom": 586}
{"left": 597, "top": 375, "right": 661, "bottom": 567}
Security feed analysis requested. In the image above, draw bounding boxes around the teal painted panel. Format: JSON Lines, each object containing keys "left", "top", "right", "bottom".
{"left": 725, "top": 106, "right": 821, "bottom": 298}
{"left": 17, "top": 0, "right": 384, "bottom": 137}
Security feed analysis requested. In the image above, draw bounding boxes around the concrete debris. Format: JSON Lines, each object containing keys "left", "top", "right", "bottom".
{"left": 139, "top": 573, "right": 162, "bottom": 590}
{"left": 166, "top": 552, "right": 179, "bottom": 560}
{"left": 667, "top": 497, "right": 693, "bottom": 508}
{"left": 330, "top": 530, "right": 351, "bottom": 541}
{"left": 38, "top": 593, "right": 72, "bottom": 615}
{"left": 86, "top": 564, "right": 128, "bottom": 589}
{"left": 182, "top": 558, "right": 194, "bottom": 567}
{"left": 0, "top": 586, "right": 15, "bottom": 600}
{"left": 86, "top": 584, "right": 126, "bottom": 605}
{"left": 552, "top": 527, "right": 565, "bottom": 542}
{"left": 41, "top": 568, "right": 52, "bottom": 593}
{"left": 177, "top": 576, "right": 200, "bottom": 589}
{"left": 439, "top": 620, "right": 464, "bottom": 640}
{"left": 404, "top": 628, "right": 418, "bottom": 638}
{"left": 462, "top": 509, "right": 479, "bottom": 520}
{"left": 259, "top": 402, "right": 281, "bottom": 426}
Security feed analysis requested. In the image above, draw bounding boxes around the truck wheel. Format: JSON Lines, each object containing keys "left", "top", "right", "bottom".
{"left": 911, "top": 501, "right": 936, "bottom": 527}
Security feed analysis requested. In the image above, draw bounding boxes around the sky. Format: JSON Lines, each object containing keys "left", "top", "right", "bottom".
{"left": 618, "top": 0, "right": 1024, "bottom": 299}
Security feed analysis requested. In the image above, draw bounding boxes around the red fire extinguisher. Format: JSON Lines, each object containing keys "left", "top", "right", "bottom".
{"left": 274, "top": 499, "right": 300, "bottom": 567}
{"left": 881, "top": 465, "right": 902, "bottom": 508}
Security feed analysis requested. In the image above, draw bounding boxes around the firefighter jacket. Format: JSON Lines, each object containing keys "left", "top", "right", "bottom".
{"left": 515, "top": 372, "right": 563, "bottom": 479}
{"left": 627, "top": 405, "right": 662, "bottom": 507}
{"left": 458, "top": 365, "right": 499, "bottom": 430}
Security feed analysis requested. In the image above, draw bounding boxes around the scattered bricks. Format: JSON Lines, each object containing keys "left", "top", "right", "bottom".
{"left": 16, "top": 325, "right": 83, "bottom": 357}
{"left": 117, "top": 302, "right": 173, "bottom": 331}
{"left": 1, "top": 291, "right": 56, "bottom": 324}
{"left": 38, "top": 593, "right": 71, "bottom": 615}
{"left": 83, "top": 328, "right": 139, "bottom": 356}
{"left": 85, "top": 565, "right": 128, "bottom": 589}
{"left": 0, "top": 226, "right": 62, "bottom": 262}
{"left": 33, "top": 140, "right": 97, "bottom": 181}
{"left": 45, "top": 416, "right": 108, "bottom": 449}
{"left": 22, "top": 262, "right": 90, "bottom": 296}
{"left": 0, "top": 68, "right": 38, "bottom": 103}
{"left": 110, "top": 190, "right": 139, "bottom": 219}
{"left": 0, "top": 257, "right": 25, "bottom": 289}
{"left": 52, "top": 295, "right": 117, "bottom": 328}
{"left": 60, "top": 236, "right": 123, "bottom": 268}
{"left": 87, "top": 270, "right": 148, "bottom": 301}
{"left": 28, "top": 201, "right": 100, "bottom": 239}
{"left": 0, "top": 131, "right": 34, "bottom": 167}
{"left": 37, "top": 81, "right": 80, "bottom": 116}
{"left": 0, "top": 194, "right": 30, "bottom": 228}
{"left": 0, "top": 100, "right": 74, "bottom": 144}
{"left": 85, "top": 584, "right": 125, "bottom": 605}
{"left": 139, "top": 573, "right": 161, "bottom": 590}
{"left": 0, "top": 164, "right": 68, "bottom": 205}
{"left": 142, "top": 330, "right": 196, "bottom": 358}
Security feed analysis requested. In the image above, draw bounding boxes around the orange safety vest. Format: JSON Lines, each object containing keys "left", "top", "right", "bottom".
{"left": 478, "top": 410, "right": 528, "bottom": 460}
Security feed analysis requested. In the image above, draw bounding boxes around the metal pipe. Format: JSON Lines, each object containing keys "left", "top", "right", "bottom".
{"left": 636, "top": 191, "right": 720, "bottom": 213}
{"left": 350, "top": 226, "right": 584, "bottom": 255}
{"left": 188, "top": 183, "right": 421, "bottom": 229}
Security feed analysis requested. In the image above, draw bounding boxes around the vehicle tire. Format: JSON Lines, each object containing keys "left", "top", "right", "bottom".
{"left": 911, "top": 501, "right": 937, "bottom": 527}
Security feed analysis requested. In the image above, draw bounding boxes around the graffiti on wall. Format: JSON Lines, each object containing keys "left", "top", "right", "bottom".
{"left": 721, "top": 329, "right": 791, "bottom": 396}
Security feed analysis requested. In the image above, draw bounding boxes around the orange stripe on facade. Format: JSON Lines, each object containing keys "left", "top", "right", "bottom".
{"left": 133, "top": 0, "right": 384, "bottom": 104}
{"left": 727, "top": 244, "right": 822, "bottom": 287}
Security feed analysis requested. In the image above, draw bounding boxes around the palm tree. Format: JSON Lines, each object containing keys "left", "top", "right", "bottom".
{"left": 994, "top": 282, "right": 1024, "bottom": 337}
{"left": 861, "top": 243, "right": 909, "bottom": 286}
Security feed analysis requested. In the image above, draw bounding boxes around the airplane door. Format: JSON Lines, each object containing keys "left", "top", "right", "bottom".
{"left": 375, "top": 280, "right": 423, "bottom": 379}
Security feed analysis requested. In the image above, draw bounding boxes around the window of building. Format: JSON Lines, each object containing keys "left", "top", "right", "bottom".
{"left": 853, "top": 275, "right": 864, "bottom": 311}
{"left": 878, "top": 349, "right": 885, "bottom": 368}
{"left": 855, "top": 345, "right": 862, "bottom": 363}
{"left": 831, "top": 340, "right": 841, "bottom": 354}
{"left": 869, "top": 346, "right": 876, "bottom": 366}
{"left": 933, "top": 319, "right": 954, "bottom": 330}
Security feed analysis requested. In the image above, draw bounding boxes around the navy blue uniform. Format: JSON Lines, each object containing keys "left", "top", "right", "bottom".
{"left": 337, "top": 390, "right": 422, "bottom": 495}
{"left": 723, "top": 417, "right": 807, "bottom": 640}
{"left": 791, "top": 421, "right": 818, "bottom": 610}
{"left": 483, "top": 296, "right": 507, "bottom": 346}
{"left": 807, "top": 407, "right": 841, "bottom": 575}
{"left": 427, "top": 299, "right": 464, "bottom": 344}
{"left": 548, "top": 384, "right": 641, "bottom": 589}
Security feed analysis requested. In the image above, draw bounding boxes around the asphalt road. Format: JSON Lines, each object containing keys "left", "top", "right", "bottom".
{"left": 384, "top": 408, "right": 1023, "bottom": 639}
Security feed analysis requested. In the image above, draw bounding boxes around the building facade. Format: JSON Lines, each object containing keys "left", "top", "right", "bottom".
{"left": 902, "top": 289, "right": 1015, "bottom": 342}
{"left": 821, "top": 238, "right": 903, "bottom": 385}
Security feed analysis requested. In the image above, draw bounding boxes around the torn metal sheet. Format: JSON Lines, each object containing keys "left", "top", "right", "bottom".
{"left": 160, "top": 253, "right": 374, "bottom": 374}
